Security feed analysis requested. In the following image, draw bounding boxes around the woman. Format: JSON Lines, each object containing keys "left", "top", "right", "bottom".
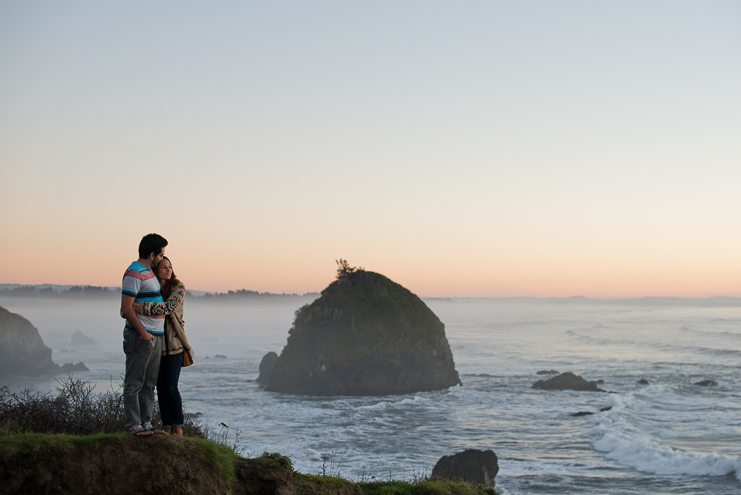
{"left": 133, "top": 256, "right": 191, "bottom": 436}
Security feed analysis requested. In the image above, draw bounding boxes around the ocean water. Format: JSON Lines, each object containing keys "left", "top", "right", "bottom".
{"left": 2, "top": 296, "right": 741, "bottom": 494}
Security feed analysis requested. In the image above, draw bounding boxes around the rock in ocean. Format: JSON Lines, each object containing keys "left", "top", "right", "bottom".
{"left": 532, "top": 371, "right": 605, "bottom": 392}
{"left": 265, "top": 268, "right": 460, "bottom": 396}
{"left": 256, "top": 351, "right": 278, "bottom": 385}
{"left": 71, "top": 330, "right": 95, "bottom": 346}
{"left": 432, "top": 449, "right": 499, "bottom": 487}
{"left": 0, "top": 306, "right": 61, "bottom": 376}
{"left": 61, "top": 362, "right": 89, "bottom": 373}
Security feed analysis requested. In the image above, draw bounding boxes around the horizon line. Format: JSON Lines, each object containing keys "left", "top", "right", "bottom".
{"left": 1, "top": 283, "right": 740, "bottom": 302}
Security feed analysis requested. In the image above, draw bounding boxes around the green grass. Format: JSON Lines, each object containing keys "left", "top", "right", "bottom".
{"left": 0, "top": 431, "right": 130, "bottom": 454}
{"left": 182, "top": 435, "right": 242, "bottom": 485}
{"left": 0, "top": 432, "right": 240, "bottom": 486}
{"left": 357, "top": 479, "right": 498, "bottom": 495}
{"left": 250, "top": 451, "right": 294, "bottom": 470}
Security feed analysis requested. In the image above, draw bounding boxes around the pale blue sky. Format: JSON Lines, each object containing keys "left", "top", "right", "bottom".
{"left": 1, "top": 1, "right": 740, "bottom": 296}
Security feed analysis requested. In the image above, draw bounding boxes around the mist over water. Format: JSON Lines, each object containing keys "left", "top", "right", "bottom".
{"left": 2, "top": 296, "right": 741, "bottom": 494}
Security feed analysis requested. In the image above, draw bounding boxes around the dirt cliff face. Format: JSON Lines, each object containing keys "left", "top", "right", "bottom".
{"left": 0, "top": 435, "right": 363, "bottom": 495}
{"left": 266, "top": 271, "right": 460, "bottom": 396}
{"left": 0, "top": 306, "right": 61, "bottom": 376}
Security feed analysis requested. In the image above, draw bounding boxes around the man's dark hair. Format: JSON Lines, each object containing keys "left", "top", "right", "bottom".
{"left": 138, "top": 233, "right": 168, "bottom": 259}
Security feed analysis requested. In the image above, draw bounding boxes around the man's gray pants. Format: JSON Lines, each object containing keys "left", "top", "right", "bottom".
{"left": 123, "top": 329, "right": 162, "bottom": 433}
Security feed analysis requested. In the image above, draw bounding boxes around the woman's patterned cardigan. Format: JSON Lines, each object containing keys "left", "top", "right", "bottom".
{"left": 141, "top": 282, "right": 191, "bottom": 356}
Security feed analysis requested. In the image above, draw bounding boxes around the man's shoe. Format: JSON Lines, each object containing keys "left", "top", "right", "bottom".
{"left": 163, "top": 427, "right": 172, "bottom": 435}
{"left": 173, "top": 426, "right": 183, "bottom": 437}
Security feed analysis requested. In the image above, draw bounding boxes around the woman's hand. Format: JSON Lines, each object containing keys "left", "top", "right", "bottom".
{"left": 132, "top": 302, "right": 141, "bottom": 313}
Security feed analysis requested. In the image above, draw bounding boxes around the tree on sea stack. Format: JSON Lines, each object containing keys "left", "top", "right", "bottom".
{"left": 263, "top": 261, "right": 461, "bottom": 395}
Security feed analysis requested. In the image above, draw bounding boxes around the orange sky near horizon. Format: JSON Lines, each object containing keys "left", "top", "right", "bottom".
{"left": 2, "top": 222, "right": 740, "bottom": 298}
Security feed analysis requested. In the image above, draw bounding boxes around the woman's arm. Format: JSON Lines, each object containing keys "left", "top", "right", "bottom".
{"left": 139, "top": 283, "right": 185, "bottom": 316}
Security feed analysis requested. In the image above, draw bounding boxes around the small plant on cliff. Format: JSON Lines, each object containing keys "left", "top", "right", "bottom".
{"left": 319, "top": 448, "right": 348, "bottom": 478}
{"left": 211, "top": 422, "right": 246, "bottom": 456}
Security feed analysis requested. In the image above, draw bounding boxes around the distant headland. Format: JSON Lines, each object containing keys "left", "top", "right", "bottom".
{"left": 1, "top": 284, "right": 740, "bottom": 306}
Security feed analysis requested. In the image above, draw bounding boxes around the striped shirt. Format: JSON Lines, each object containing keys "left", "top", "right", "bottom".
{"left": 122, "top": 261, "right": 165, "bottom": 335}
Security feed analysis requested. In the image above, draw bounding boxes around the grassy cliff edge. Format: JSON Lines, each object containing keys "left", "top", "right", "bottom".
{"left": 0, "top": 433, "right": 499, "bottom": 495}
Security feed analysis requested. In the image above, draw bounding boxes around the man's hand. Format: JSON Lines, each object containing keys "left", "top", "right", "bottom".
{"left": 121, "top": 294, "right": 153, "bottom": 341}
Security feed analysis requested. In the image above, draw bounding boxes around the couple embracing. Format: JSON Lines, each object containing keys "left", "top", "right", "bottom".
{"left": 120, "top": 233, "right": 192, "bottom": 437}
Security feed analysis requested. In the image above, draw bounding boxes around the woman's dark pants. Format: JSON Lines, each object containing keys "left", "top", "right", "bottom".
{"left": 157, "top": 352, "right": 184, "bottom": 428}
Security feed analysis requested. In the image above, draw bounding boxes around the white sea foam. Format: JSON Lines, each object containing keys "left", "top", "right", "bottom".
{"left": 306, "top": 448, "right": 323, "bottom": 461}
{"left": 594, "top": 429, "right": 741, "bottom": 480}
{"left": 355, "top": 395, "right": 428, "bottom": 413}
{"left": 590, "top": 390, "right": 741, "bottom": 481}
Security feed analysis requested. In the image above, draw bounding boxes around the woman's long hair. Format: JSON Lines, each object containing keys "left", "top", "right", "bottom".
{"left": 156, "top": 256, "right": 181, "bottom": 300}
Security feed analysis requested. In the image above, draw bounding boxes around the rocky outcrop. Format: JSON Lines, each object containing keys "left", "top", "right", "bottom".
{"left": 71, "top": 330, "right": 95, "bottom": 346}
{"left": 694, "top": 380, "right": 718, "bottom": 387}
{"left": 257, "top": 352, "right": 278, "bottom": 385}
{"left": 61, "top": 362, "right": 89, "bottom": 373}
{"left": 571, "top": 411, "right": 594, "bottom": 417}
{"left": 0, "top": 306, "right": 61, "bottom": 376}
{"left": 265, "top": 269, "right": 460, "bottom": 395}
{"left": 536, "top": 369, "right": 559, "bottom": 375}
{"left": 432, "top": 449, "right": 499, "bottom": 487}
{"left": 532, "top": 372, "right": 605, "bottom": 392}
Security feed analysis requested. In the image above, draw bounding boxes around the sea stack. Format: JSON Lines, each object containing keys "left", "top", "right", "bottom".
{"left": 0, "top": 306, "right": 61, "bottom": 376}
{"left": 264, "top": 262, "right": 460, "bottom": 395}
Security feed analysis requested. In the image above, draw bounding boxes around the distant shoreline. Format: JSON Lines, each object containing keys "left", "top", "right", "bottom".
{"left": 1, "top": 284, "right": 740, "bottom": 306}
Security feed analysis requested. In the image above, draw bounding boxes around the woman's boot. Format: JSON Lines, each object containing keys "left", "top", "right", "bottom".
{"left": 173, "top": 426, "right": 183, "bottom": 437}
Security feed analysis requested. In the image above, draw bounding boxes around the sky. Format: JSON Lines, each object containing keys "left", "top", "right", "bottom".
{"left": 1, "top": 1, "right": 740, "bottom": 298}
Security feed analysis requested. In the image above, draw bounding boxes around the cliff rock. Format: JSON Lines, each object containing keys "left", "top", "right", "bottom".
{"left": 265, "top": 269, "right": 460, "bottom": 395}
{"left": 257, "top": 351, "right": 278, "bottom": 385}
{"left": 0, "top": 306, "right": 61, "bottom": 376}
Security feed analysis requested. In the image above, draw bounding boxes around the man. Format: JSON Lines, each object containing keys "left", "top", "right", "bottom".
{"left": 121, "top": 233, "right": 168, "bottom": 436}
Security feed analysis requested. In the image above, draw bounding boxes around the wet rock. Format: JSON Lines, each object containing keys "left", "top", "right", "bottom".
{"left": 432, "top": 449, "right": 499, "bottom": 487}
{"left": 571, "top": 411, "right": 594, "bottom": 417}
{"left": 532, "top": 372, "right": 605, "bottom": 392}
{"left": 600, "top": 406, "right": 613, "bottom": 412}
{"left": 71, "top": 330, "right": 95, "bottom": 346}
{"left": 214, "top": 354, "right": 227, "bottom": 359}
{"left": 637, "top": 379, "right": 649, "bottom": 385}
{"left": 257, "top": 351, "right": 278, "bottom": 385}
{"left": 61, "top": 362, "right": 89, "bottom": 373}
{"left": 536, "top": 369, "right": 560, "bottom": 375}
{"left": 184, "top": 411, "right": 202, "bottom": 419}
{"left": 694, "top": 380, "right": 718, "bottom": 387}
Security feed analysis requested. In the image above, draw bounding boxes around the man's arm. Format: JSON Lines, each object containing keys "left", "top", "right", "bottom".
{"left": 121, "top": 294, "right": 154, "bottom": 341}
